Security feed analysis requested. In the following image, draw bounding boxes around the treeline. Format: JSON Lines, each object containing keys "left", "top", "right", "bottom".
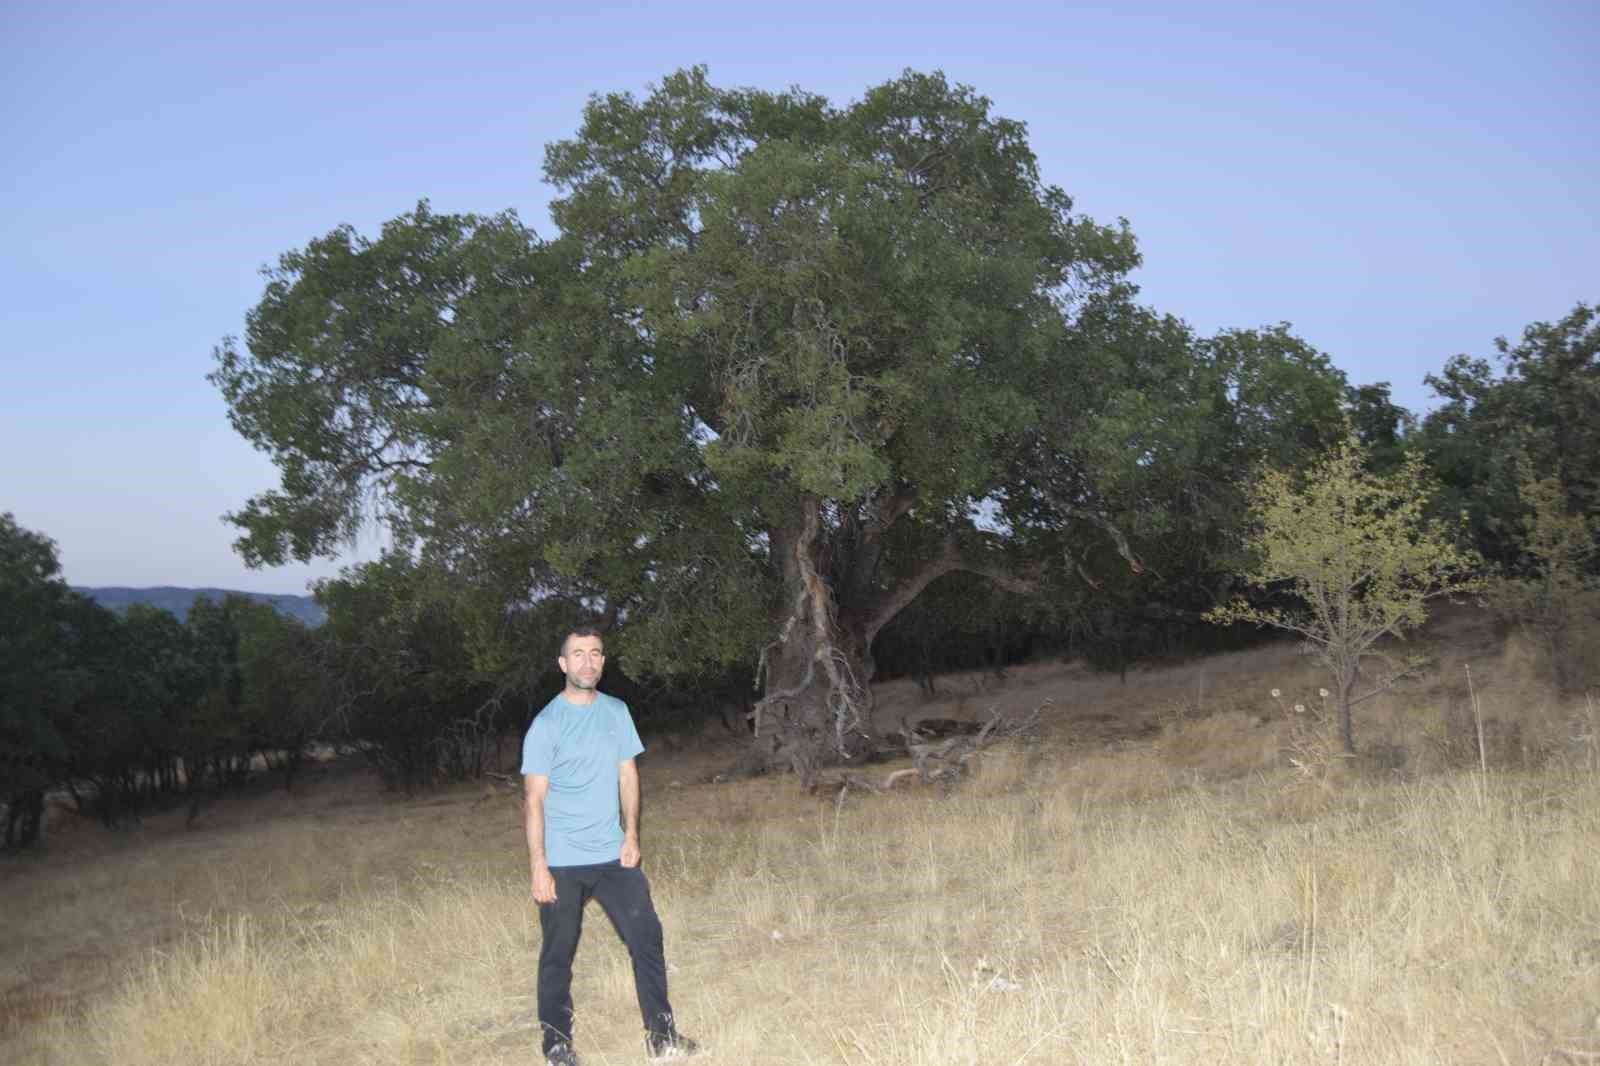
{"left": 5, "top": 302, "right": 1592, "bottom": 847}
{"left": 0, "top": 538, "right": 529, "bottom": 849}
{"left": 0, "top": 542, "right": 343, "bottom": 847}
{"left": 0, "top": 522, "right": 749, "bottom": 849}
{"left": 881, "top": 303, "right": 1597, "bottom": 683}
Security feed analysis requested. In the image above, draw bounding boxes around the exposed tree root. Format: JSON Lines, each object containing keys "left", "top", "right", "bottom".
{"left": 807, "top": 700, "right": 1047, "bottom": 804}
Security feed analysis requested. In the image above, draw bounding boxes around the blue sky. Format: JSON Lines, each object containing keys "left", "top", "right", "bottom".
{"left": 2, "top": 0, "right": 1594, "bottom": 594}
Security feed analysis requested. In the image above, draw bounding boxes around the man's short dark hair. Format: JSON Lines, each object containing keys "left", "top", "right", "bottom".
{"left": 560, "top": 624, "right": 605, "bottom": 657}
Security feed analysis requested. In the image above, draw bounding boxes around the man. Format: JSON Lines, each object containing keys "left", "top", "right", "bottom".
{"left": 522, "top": 625, "right": 698, "bottom": 1065}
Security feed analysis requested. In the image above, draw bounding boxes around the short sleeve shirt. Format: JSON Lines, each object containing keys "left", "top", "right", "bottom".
{"left": 521, "top": 692, "right": 645, "bottom": 867}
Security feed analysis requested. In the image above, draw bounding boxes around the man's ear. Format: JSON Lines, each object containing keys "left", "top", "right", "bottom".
{"left": 556, "top": 655, "right": 567, "bottom": 674}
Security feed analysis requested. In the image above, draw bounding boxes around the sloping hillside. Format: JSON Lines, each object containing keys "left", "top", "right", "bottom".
{"left": 4, "top": 605, "right": 1595, "bottom": 1065}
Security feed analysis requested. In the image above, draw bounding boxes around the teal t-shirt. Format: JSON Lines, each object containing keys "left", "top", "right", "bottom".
{"left": 521, "top": 692, "right": 646, "bottom": 867}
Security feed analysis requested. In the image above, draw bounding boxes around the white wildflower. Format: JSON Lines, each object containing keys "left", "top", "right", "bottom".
{"left": 1270, "top": 688, "right": 1282, "bottom": 699}
{"left": 1294, "top": 703, "right": 1306, "bottom": 714}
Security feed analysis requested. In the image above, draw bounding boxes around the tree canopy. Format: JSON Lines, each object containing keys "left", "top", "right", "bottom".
{"left": 1415, "top": 302, "right": 1599, "bottom": 565}
{"left": 1207, "top": 436, "right": 1481, "bottom": 753}
{"left": 212, "top": 68, "right": 1351, "bottom": 776}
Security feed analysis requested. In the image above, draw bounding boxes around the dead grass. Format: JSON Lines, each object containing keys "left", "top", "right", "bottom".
{"left": 4, "top": 607, "right": 1598, "bottom": 1064}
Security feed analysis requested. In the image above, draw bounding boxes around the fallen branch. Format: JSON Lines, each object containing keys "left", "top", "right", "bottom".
{"left": 808, "top": 701, "right": 1048, "bottom": 802}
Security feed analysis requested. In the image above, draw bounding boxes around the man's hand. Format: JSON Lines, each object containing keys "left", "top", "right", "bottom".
{"left": 620, "top": 833, "right": 641, "bottom": 868}
{"left": 532, "top": 863, "right": 558, "bottom": 904}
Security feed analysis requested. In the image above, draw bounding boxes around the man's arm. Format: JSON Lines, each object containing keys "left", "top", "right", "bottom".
{"left": 524, "top": 774, "right": 557, "bottom": 903}
{"left": 618, "top": 758, "right": 641, "bottom": 868}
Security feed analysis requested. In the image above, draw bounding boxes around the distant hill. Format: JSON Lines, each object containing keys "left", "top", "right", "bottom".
{"left": 74, "top": 586, "right": 325, "bottom": 626}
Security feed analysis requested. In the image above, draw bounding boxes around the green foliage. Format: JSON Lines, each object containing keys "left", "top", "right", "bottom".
{"left": 212, "top": 69, "right": 1373, "bottom": 770}
{"left": 45, "top": 595, "right": 295, "bottom": 820}
{"left": 1415, "top": 302, "right": 1599, "bottom": 565}
{"left": 2, "top": 517, "right": 370, "bottom": 840}
{"left": 210, "top": 68, "right": 1156, "bottom": 690}
{"left": 1344, "top": 381, "right": 1415, "bottom": 474}
{"left": 315, "top": 555, "right": 511, "bottom": 791}
{"left": 533, "top": 67, "right": 1149, "bottom": 679}
{"left": 1207, "top": 435, "right": 1482, "bottom": 752}
{"left": 0, "top": 515, "right": 109, "bottom": 808}
{"left": 99, "top": 605, "right": 200, "bottom": 773}
{"left": 1487, "top": 471, "right": 1600, "bottom": 693}
{"left": 0, "top": 518, "right": 159, "bottom": 835}
{"left": 209, "top": 201, "right": 550, "bottom": 568}
{"left": 172, "top": 595, "right": 331, "bottom": 789}
{"left": 1004, "top": 313, "right": 1352, "bottom": 664}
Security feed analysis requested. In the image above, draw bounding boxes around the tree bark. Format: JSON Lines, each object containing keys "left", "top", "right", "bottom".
{"left": 752, "top": 500, "right": 875, "bottom": 785}
{"left": 1338, "top": 673, "right": 1358, "bottom": 755}
{"left": 750, "top": 496, "right": 1053, "bottom": 784}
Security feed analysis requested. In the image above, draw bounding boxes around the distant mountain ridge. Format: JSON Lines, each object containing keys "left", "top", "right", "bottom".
{"left": 74, "top": 586, "right": 325, "bottom": 626}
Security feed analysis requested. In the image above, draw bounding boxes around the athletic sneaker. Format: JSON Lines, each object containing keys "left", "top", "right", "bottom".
{"left": 646, "top": 1030, "right": 701, "bottom": 1060}
{"left": 546, "top": 1043, "right": 580, "bottom": 1066}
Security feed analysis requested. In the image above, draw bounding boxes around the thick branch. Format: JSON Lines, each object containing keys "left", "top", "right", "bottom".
{"left": 837, "top": 485, "right": 919, "bottom": 611}
{"left": 858, "top": 535, "right": 1040, "bottom": 647}
{"left": 953, "top": 556, "right": 1039, "bottom": 596}
{"left": 1038, "top": 484, "right": 1144, "bottom": 576}
{"left": 859, "top": 539, "right": 960, "bottom": 646}
{"left": 1024, "top": 435, "right": 1145, "bottom": 577}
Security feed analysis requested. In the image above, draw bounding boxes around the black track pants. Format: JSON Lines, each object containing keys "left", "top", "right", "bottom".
{"left": 537, "top": 861, "right": 674, "bottom": 1053}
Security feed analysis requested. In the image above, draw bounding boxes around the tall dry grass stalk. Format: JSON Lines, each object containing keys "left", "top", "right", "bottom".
{"left": 4, "top": 627, "right": 1597, "bottom": 1065}
{"left": 1467, "top": 663, "right": 1488, "bottom": 811}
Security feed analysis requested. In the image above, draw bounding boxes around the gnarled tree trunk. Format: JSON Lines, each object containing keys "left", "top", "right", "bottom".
{"left": 748, "top": 494, "right": 1042, "bottom": 785}
{"left": 752, "top": 504, "right": 876, "bottom": 786}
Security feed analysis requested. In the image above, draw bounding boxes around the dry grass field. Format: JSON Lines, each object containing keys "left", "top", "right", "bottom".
{"left": 4, "top": 606, "right": 1598, "bottom": 1065}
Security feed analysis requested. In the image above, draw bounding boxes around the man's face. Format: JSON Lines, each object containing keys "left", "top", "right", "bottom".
{"left": 558, "top": 634, "right": 605, "bottom": 691}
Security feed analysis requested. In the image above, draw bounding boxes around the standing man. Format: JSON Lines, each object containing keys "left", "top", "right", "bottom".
{"left": 523, "top": 625, "right": 698, "bottom": 1066}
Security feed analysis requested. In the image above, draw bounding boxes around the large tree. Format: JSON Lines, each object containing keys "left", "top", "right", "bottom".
{"left": 213, "top": 69, "right": 1330, "bottom": 777}
{"left": 1416, "top": 302, "right": 1599, "bottom": 566}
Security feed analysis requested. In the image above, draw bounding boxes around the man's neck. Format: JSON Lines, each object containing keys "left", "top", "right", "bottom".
{"left": 562, "top": 686, "right": 598, "bottom": 705}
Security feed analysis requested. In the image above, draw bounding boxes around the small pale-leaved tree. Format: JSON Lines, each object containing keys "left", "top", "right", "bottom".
{"left": 1208, "top": 435, "right": 1481, "bottom": 753}
{"left": 1489, "top": 470, "right": 1600, "bottom": 694}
